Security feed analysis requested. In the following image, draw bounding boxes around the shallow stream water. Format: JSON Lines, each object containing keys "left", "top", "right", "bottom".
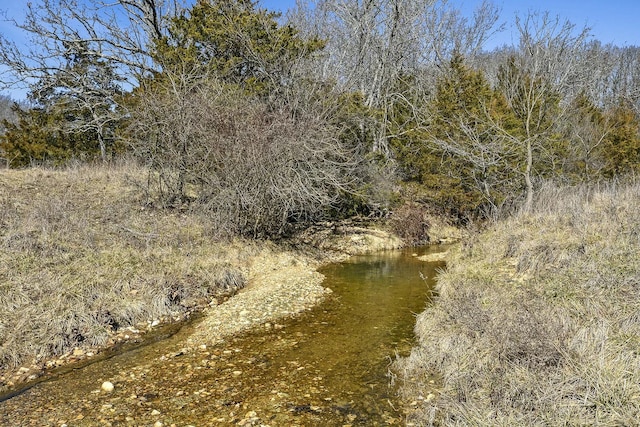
{"left": 0, "top": 246, "right": 445, "bottom": 426}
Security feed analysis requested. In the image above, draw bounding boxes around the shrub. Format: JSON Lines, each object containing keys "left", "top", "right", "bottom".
{"left": 389, "top": 202, "right": 431, "bottom": 245}
{"left": 128, "top": 71, "right": 359, "bottom": 238}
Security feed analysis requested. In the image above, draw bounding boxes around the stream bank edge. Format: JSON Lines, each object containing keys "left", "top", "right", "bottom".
{"left": 0, "top": 215, "right": 463, "bottom": 397}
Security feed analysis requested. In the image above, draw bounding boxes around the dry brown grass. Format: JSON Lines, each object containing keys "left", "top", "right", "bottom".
{"left": 0, "top": 162, "right": 256, "bottom": 371}
{"left": 395, "top": 180, "right": 640, "bottom": 426}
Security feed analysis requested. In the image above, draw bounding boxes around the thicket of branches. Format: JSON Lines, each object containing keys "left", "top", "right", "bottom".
{"left": 1, "top": 0, "right": 640, "bottom": 230}
{"left": 128, "top": 67, "right": 359, "bottom": 237}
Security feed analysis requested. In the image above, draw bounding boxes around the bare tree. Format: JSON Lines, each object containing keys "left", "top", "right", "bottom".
{"left": 0, "top": 94, "right": 18, "bottom": 133}
{"left": 609, "top": 46, "right": 640, "bottom": 115}
{"left": 496, "top": 12, "right": 591, "bottom": 211}
{"left": 0, "top": 0, "right": 184, "bottom": 159}
{"left": 419, "top": 0, "right": 503, "bottom": 65}
{"left": 289, "top": 0, "right": 502, "bottom": 156}
{"left": 128, "top": 63, "right": 360, "bottom": 237}
{"left": 0, "top": 0, "right": 182, "bottom": 88}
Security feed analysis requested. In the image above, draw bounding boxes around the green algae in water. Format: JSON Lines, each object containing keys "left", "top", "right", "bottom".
{"left": 0, "top": 246, "right": 445, "bottom": 426}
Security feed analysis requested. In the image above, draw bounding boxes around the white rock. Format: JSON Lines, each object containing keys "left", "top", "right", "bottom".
{"left": 101, "top": 381, "right": 115, "bottom": 392}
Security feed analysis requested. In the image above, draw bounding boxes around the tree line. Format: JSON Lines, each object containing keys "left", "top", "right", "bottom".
{"left": 1, "top": 0, "right": 639, "bottom": 236}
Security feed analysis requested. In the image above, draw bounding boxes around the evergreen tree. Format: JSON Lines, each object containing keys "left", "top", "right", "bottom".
{"left": 601, "top": 102, "right": 640, "bottom": 177}
{"left": 392, "top": 54, "right": 521, "bottom": 219}
{"left": 30, "top": 45, "right": 125, "bottom": 161}
{"left": 0, "top": 105, "right": 102, "bottom": 167}
{"left": 155, "top": 0, "right": 323, "bottom": 99}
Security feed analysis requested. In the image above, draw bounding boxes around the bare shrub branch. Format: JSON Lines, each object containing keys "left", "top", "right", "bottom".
{"left": 128, "top": 65, "right": 360, "bottom": 237}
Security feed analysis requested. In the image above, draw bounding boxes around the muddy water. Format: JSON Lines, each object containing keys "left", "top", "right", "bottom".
{"left": 0, "top": 246, "right": 445, "bottom": 426}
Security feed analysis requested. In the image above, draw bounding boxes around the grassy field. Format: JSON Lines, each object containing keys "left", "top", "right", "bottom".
{"left": 396, "top": 181, "right": 640, "bottom": 425}
{"left": 0, "top": 163, "right": 255, "bottom": 372}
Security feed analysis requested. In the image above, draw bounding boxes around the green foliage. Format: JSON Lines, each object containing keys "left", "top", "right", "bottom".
{"left": 558, "top": 94, "right": 640, "bottom": 181}
{"left": 496, "top": 56, "right": 567, "bottom": 182}
{"left": 560, "top": 93, "right": 609, "bottom": 181}
{"left": 391, "top": 55, "right": 522, "bottom": 220}
{"left": 156, "top": 0, "right": 324, "bottom": 98}
{"left": 601, "top": 102, "right": 640, "bottom": 177}
{"left": 0, "top": 105, "right": 104, "bottom": 168}
{"left": 332, "top": 91, "right": 378, "bottom": 151}
{"left": 497, "top": 57, "right": 561, "bottom": 137}
{"left": 0, "top": 41, "right": 127, "bottom": 167}
{"left": 327, "top": 91, "right": 378, "bottom": 214}
{"left": 386, "top": 74, "right": 429, "bottom": 182}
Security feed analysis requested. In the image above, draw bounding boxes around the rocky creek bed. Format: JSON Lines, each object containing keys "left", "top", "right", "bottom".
{"left": 0, "top": 225, "right": 454, "bottom": 426}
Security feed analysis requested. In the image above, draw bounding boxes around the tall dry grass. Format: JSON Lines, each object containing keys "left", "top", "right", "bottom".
{"left": 395, "top": 179, "right": 640, "bottom": 426}
{"left": 0, "top": 162, "right": 253, "bottom": 370}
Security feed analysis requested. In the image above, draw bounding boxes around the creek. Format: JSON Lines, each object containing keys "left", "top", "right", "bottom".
{"left": 0, "top": 246, "right": 445, "bottom": 426}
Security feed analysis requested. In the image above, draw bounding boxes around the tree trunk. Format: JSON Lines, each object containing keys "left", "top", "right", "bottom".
{"left": 97, "top": 126, "right": 107, "bottom": 162}
{"left": 524, "top": 138, "right": 534, "bottom": 212}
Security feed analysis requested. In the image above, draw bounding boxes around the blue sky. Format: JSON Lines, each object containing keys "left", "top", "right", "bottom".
{"left": 2, "top": 0, "right": 639, "bottom": 47}
{"left": 479, "top": 0, "right": 640, "bottom": 47}
{"left": 1, "top": 0, "right": 639, "bottom": 99}
{"left": 261, "top": 0, "right": 640, "bottom": 47}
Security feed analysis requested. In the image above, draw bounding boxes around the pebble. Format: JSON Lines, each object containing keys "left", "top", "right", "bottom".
{"left": 101, "top": 381, "right": 114, "bottom": 392}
